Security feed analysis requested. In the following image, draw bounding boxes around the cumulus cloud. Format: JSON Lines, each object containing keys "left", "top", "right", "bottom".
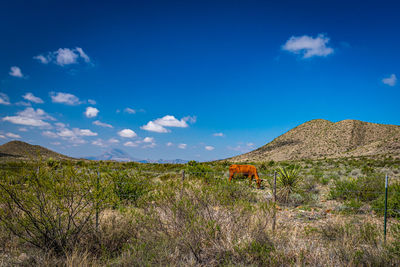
{"left": 141, "top": 121, "right": 169, "bottom": 133}
{"left": 382, "top": 74, "right": 397, "bottom": 86}
{"left": 118, "top": 129, "right": 137, "bottom": 138}
{"left": 3, "top": 107, "right": 54, "bottom": 127}
{"left": 51, "top": 124, "right": 97, "bottom": 145}
{"left": 213, "top": 132, "right": 224, "bottom": 137}
{"left": 50, "top": 92, "right": 81, "bottom": 105}
{"left": 124, "top": 107, "right": 136, "bottom": 114}
{"left": 123, "top": 137, "right": 156, "bottom": 148}
{"left": 0, "top": 135, "right": 6, "bottom": 139}
{"left": 282, "top": 34, "right": 334, "bottom": 58}
{"left": 166, "top": 142, "right": 173, "bottom": 147}
{"left": 93, "top": 120, "right": 113, "bottom": 128}
{"left": 178, "top": 143, "right": 187, "bottom": 149}
{"left": 0, "top": 93, "right": 10, "bottom": 105}
{"left": 6, "top": 132, "right": 21, "bottom": 139}
{"left": 34, "top": 47, "right": 91, "bottom": 66}
{"left": 23, "top": 93, "right": 44, "bottom": 104}
{"left": 9, "top": 66, "right": 23, "bottom": 77}
{"left": 18, "top": 127, "right": 28, "bottom": 132}
{"left": 154, "top": 115, "right": 189, "bottom": 127}
{"left": 85, "top": 107, "right": 99, "bottom": 118}
{"left": 141, "top": 115, "right": 196, "bottom": 133}
{"left": 205, "top": 146, "right": 215, "bottom": 151}
{"left": 88, "top": 99, "right": 96, "bottom": 105}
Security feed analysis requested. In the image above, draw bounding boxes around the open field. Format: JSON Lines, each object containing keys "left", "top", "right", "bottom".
{"left": 0, "top": 157, "right": 400, "bottom": 266}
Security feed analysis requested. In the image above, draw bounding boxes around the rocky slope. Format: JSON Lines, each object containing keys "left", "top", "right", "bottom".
{"left": 229, "top": 119, "right": 400, "bottom": 162}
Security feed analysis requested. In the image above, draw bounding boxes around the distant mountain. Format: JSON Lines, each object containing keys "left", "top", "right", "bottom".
{"left": 0, "top": 140, "right": 73, "bottom": 160}
{"left": 138, "top": 159, "right": 188, "bottom": 164}
{"left": 86, "top": 148, "right": 141, "bottom": 162}
{"left": 86, "top": 148, "right": 188, "bottom": 164}
{"left": 229, "top": 119, "right": 400, "bottom": 162}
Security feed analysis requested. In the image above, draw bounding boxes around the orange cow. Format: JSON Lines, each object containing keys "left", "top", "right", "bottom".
{"left": 229, "top": 164, "right": 261, "bottom": 188}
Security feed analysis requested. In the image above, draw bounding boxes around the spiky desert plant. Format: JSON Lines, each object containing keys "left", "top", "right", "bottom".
{"left": 276, "top": 165, "right": 302, "bottom": 203}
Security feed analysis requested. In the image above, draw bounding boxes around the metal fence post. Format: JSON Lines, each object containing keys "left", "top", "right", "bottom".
{"left": 96, "top": 170, "right": 100, "bottom": 232}
{"left": 272, "top": 171, "right": 277, "bottom": 232}
{"left": 384, "top": 173, "right": 389, "bottom": 243}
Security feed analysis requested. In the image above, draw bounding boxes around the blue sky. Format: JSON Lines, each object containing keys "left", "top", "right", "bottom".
{"left": 0, "top": 0, "right": 399, "bottom": 161}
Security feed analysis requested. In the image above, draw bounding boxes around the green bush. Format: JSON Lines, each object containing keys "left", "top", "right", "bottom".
{"left": 372, "top": 183, "right": 400, "bottom": 218}
{"left": 329, "top": 174, "right": 384, "bottom": 202}
{"left": 0, "top": 165, "right": 115, "bottom": 255}
{"left": 111, "top": 170, "right": 153, "bottom": 205}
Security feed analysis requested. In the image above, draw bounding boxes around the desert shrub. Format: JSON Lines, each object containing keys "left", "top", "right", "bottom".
{"left": 0, "top": 165, "right": 115, "bottom": 255}
{"left": 111, "top": 170, "right": 153, "bottom": 206}
{"left": 118, "top": 179, "right": 273, "bottom": 266}
{"left": 372, "top": 183, "right": 400, "bottom": 218}
{"left": 329, "top": 174, "right": 384, "bottom": 202}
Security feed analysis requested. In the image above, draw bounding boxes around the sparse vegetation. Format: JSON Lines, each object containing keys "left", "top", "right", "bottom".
{"left": 0, "top": 157, "right": 399, "bottom": 266}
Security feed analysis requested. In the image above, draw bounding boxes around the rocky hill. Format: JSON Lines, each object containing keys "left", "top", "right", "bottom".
{"left": 0, "top": 140, "right": 73, "bottom": 160}
{"left": 229, "top": 119, "right": 400, "bottom": 162}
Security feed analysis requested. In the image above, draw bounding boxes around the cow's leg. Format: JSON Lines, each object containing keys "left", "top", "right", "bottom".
{"left": 229, "top": 171, "right": 234, "bottom": 182}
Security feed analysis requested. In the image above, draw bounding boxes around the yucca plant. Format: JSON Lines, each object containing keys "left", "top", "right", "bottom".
{"left": 276, "top": 165, "right": 302, "bottom": 203}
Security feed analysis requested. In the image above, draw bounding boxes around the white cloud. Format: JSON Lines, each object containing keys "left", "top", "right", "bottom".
{"left": 141, "top": 115, "right": 196, "bottom": 133}
{"left": 57, "top": 129, "right": 75, "bottom": 137}
{"left": 18, "top": 127, "right": 28, "bottom": 132}
{"left": 0, "top": 135, "right": 6, "bottom": 139}
{"left": 50, "top": 92, "right": 81, "bottom": 105}
{"left": 108, "top": 138, "right": 119, "bottom": 143}
{"left": 0, "top": 93, "right": 10, "bottom": 105}
{"left": 382, "top": 74, "right": 397, "bottom": 86}
{"left": 33, "top": 55, "right": 50, "bottom": 64}
{"left": 141, "top": 121, "right": 169, "bottom": 133}
{"left": 3, "top": 107, "right": 54, "bottom": 127}
{"left": 9, "top": 66, "right": 23, "bottom": 77}
{"left": 88, "top": 99, "right": 96, "bottom": 105}
{"left": 42, "top": 131, "right": 58, "bottom": 138}
{"left": 23, "top": 92, "right": 44, "bottom": 104}
{"left": 124, "top": 107, "right": 136, "bottom": 114}
{"left": 166, "top": 142, "right": 173, "bottom": 147}
{"left": 205, "top": 146, "right": 215, "bottom": 151}
{"left": 143, "top": 137, "right": 154, "bottom": 143}
{"left": 34, "top": 47, "right": 91, "bottom": 66}
{"left": 85, "top": 107, "right": 99, "bottom": 118}
{"left": 93, "top": 120, "right": 113, "bottom": 128}
{"left": 118, "top": 129, "right": 137, "bottom": 138}
{"left": 51, "top": 142, "right": 61, "bottom": 145}
{"left": 178, "top": 143, "right": 187, "bottom": 149}
{"left": 124, "top": 141, "right": 138, "bottom": 147}
{"left": 75, "top": 47, "right": 90, "bottom": 63}
{"left": 154, "top": 115, "right": 188, "bottom": 127}
{"left": 213, "top": 132, "right": 224, "bottom": 137}
{"left": 56, "top": 48, "right": 78, "bottom": 65}
{"left": 6, "top": 132, "right": 21, "bottom": 139}
{"left": 77, "top": 129, "right": 97, "bottom": 136}
{"left": 282, "top": 34, "right": 334, "bottom": 58}
{"left": 92, "top": 139, "right": 107, "bottom": 147}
